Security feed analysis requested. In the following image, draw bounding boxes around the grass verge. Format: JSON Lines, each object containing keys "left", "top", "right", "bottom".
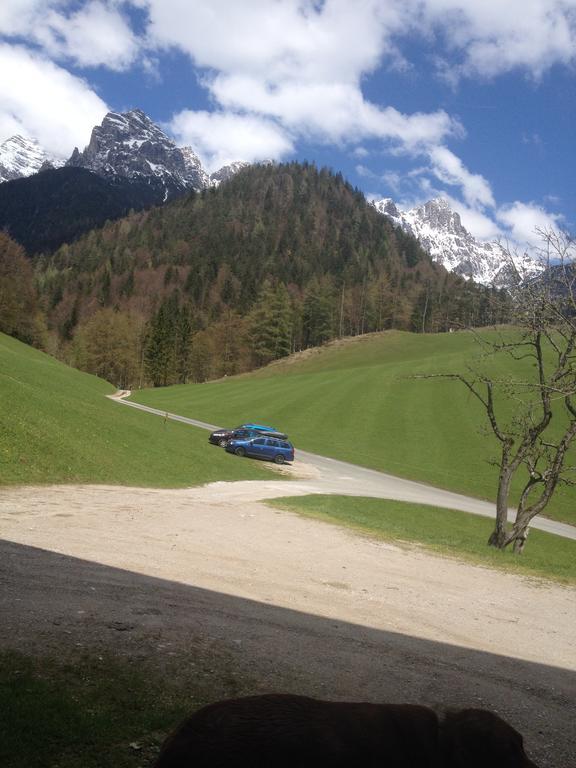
{"left": 267, "top": 495, "right": 576, "bottom": 584}
{"left": 0, "top": 332, "right": 272, "bottom": 486}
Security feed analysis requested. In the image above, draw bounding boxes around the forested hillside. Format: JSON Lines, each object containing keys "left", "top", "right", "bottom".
{"left": 31, "top": 163, "right": 509, "bottom": 386}
{"left": 0, "top": 167, "right": 158, "bottom": 254}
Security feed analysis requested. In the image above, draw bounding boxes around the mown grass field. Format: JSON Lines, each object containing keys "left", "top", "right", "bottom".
{"left": 0, "top": 333, "right": 270, "bottom": 486}
{"left": 268, "top": 495, "right": 576, "bottom": 584}
{"left": 130, "top": 330, "right": 575, "bottom": 524}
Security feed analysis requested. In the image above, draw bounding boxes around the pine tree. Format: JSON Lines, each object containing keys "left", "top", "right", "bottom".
{"left": 144, "top": 295, "right": 180, "bottom": 386}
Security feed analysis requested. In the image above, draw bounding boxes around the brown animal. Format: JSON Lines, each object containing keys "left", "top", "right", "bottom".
{"left": 152, "top": 693, "right": 539, "bottom": 767}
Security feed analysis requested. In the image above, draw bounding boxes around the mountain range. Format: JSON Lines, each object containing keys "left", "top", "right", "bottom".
{"left": 372, "top": 197, "right": 538, "bottom": 286}
{"left": 0, "top": 109, "right": 248, "bottom": 201}
{"left": 0, "top": 108, "right": 536, "bottom": 286}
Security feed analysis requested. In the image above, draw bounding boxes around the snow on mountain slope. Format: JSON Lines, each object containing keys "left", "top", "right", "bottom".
{"left": 66, "top": 108, "right": 208, "bottom": 200}
{"left": 1, "top": 110, "right": 249, "bottom": 198}
{"left": 210, "top": 161, "right": 250, "bottom": 186}
{"left": 0, "top": 135, "right": 62, "bottom": 183}
{"left": 373, "top": 197, "right": 539, "bottom": 286}
{"left": 66, "top": 109, "right": 248, "bottom": 200}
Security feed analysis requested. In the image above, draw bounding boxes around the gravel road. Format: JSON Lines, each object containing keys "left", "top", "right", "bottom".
{"left": 0, "top": 479, "right": 574, "bottom": 767}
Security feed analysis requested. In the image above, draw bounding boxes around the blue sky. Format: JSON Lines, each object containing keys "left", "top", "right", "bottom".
{"left": 0, "top": 0, "right": 574, "bottom": 247}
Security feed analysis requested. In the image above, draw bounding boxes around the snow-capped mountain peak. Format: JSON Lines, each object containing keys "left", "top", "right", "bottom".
{"left": 373, "top": 196, "right": 538, "bottom": 286}
{"left": 66, "top": 109, "right": 209, "bottom": 199}
{"left": 0, "top": 135, "right": 61, "bottom": 183}
{"left": 210, "top": 161, "right": 250, "bottom": 186}
{"left": 65, "top": 109, "right": 249, "bottom": 200}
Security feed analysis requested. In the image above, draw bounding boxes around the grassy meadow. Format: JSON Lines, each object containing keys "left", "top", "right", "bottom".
{"left": 131, "top": 329, "right": 575, "bottom": 524}
{"left": 0, "top": 332, "right": 270, "bottom": 486}
{"left": 268, "top": 495, "right": 576, "bottom": 584}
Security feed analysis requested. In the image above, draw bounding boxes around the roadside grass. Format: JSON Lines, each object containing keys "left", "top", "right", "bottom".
{"left": 0, "top": 649, "right": 256, "bottom": 768}
{"left": 0, "top": 333, "right": 270, "bottom": 487}
{"left": 267, "top": 495, "right": 576, "bottom": 584}
{"left": 130, "top": 330, "right": 575, "bottom": 525}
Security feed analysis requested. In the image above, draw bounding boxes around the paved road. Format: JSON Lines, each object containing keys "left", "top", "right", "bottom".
{"left": 110, "top": 394, "right": 576, "bottom": 541}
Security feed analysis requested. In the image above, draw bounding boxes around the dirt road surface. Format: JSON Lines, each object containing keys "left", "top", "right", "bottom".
{"left": 1, "top": 479, "right": 574, "bottom": 766}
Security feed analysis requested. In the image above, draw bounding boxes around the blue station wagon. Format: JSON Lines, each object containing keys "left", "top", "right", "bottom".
{"left": 225, "top": 435, "right": 294, "bottom": 464}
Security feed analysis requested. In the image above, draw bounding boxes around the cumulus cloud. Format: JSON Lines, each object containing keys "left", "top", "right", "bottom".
{"left": 0, "top": 44, "right": 108, "bottom": 156}
{"left": 0, "top": 0, "right": 138, "bottom": 70}
{"left": 428, "top": 146, "right": 494, "bottom": 209}
{"left": 39, "top": 1, "right": 139, "bottom": 70}
{"left": 496, "top": 201, "right": 564, "bottom": 245}
{"left": 419, "top": 0, "right": 576, "bottom": 80}
{"left": 142, "top": 0, "right": 407, "bottom": 82}
{"left": 169, "top": 110, "right": 294, "bottom": 171}
{"left": 140, "top": 0, "right": 464, "bottom": 174}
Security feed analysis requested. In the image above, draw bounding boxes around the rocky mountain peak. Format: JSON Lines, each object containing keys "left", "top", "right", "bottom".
{"left": 67, "top": 109, "right": 199, "bottom": 199}
{"left": 373, "top": 195, "right": 538, "bottom": 286}
{"left": 66, "top": 109, "right": 248, "bottom": 201}
{"left": 209, "top": 161, "right": 250, "bottom": 186}
{"left": 374, "top": 197, "right": 400, "bottom": 218}
{"left": 418, "top": 197, "right": 467, "bottom": 236}
{"left": 0, "top": 135, "right": 61, "bottom": 183}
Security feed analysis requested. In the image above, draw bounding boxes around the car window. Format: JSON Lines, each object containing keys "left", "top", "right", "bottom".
{"left": 253, "top": 438, "right": 266, "bottom": 445}
{"left": 266, "top": 439, "right": 278, "bottom": 446}
{"left": 280, "top": 441, "right": 290, "bottom": 449}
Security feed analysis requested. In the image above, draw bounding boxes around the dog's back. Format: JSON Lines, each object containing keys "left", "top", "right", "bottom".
{"left": 153, "top": 694, "right": 440, "bottom": 767}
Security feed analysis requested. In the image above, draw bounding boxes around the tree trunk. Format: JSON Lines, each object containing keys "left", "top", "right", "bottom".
{"left": 488, "top": 463, "right": 513, "bottom": 549}
{"left": 507, "top": 509, "right": 532, "bottom": 554}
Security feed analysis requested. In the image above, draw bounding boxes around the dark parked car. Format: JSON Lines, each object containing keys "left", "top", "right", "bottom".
{"left": 225, "top": 435, "right": 294, "bottom": 464}
{"left": 208, "top": 423, "right": 284, "bottom": 447}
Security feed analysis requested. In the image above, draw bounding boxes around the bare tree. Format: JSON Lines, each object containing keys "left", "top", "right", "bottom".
{"left": 415, "top": 230, "right": 576, "bottom": 553}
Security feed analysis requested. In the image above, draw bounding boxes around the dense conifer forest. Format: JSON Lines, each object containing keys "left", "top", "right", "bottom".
{"left": 2, "top": 163, "right": 510, "bottom": 386}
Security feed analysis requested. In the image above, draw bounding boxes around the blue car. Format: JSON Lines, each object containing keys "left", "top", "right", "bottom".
{"left": 225, "top": 435, "right": 295, "bottom": 464}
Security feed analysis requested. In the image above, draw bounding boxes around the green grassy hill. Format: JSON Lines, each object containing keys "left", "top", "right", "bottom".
{"left": 130, "top": 329, "right": 575, "bottom": 524}
{"left": 0, "top": 333, "right": 269, "bottom": 486}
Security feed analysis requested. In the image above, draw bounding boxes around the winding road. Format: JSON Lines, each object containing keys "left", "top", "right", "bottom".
{"left": 110, "top": 392, "right": 576, "bottom": 541}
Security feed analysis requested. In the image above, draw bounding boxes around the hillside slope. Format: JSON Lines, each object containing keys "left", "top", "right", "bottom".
{"left": 38, "top": 163, "right": 508, "bottom": 385}
{"left": 0, "top": 332, "right": 268, "bottom": 486}
{"left": 0, "top": 167, "right": 158, "bottom": 254}
{"left": 130, "top": 329, "right": 574, "bottom": 523}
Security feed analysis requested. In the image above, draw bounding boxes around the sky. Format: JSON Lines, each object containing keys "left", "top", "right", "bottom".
{"left": 0, "top": 0, "right": 574, "bottom": 248}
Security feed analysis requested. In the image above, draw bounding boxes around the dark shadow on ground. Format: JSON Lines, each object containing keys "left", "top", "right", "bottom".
{"left": 0, "top": 539, "right": 573, "bottom": 767}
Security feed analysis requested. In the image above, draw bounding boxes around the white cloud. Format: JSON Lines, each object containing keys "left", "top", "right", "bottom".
{"left": 137, "top": 0, "right": 467, "bottom": 184}
{"left": 0, "top": 0, "right": 45, "bottom": 36}
{"left": 210, "top": 74, "right": 460, "bottom": 150}
{"left": 169, "top": 110, "right": 294, "bottom": 171}
{"left": 428, "top": 146, "right": 494, "bottom": 208}
{"left": 496, "top": 201, "right": 564, "bottom": 246}
{"left": 40, "top": 1, "right": 139, "bottom": 70}
{"left": 0, "top": 0, "right": 138, "bottom": 70}
{"left": 0, "top": 44, "right": 108, "bottom": 156}
{"left": 418, "top": 0, "right": 576, "bottom": 80}
{"left": 142, "top": 0, "right": 407, "bottom": 83}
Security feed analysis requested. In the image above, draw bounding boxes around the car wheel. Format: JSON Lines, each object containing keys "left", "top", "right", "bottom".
{"left": 234, "top": 447, "right": 246, "bottom": 457}
{"left": 219, "top": 439, "right": 228, "bottom": 447}
{"left": 274, "top": 454, "right": 285, "bottom": 465}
